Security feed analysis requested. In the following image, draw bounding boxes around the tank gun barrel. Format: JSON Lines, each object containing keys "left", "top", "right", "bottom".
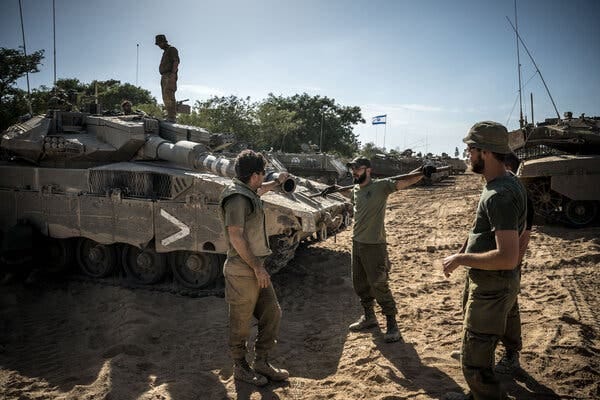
{"left": 141, "top": 136, "right": 296, "bottom": 193}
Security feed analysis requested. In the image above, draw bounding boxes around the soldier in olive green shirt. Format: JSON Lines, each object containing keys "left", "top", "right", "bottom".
{"left": 442, "top": 122, "right": 526, "bottom": 400}
{"left": 344, "top": 157, "right": 423, "bottom": 343}
{"left": 219, "top": 150, "right": 290, "bottom": 387}
{"left": 155, "top": 34, "right": 179, "bottom": 122}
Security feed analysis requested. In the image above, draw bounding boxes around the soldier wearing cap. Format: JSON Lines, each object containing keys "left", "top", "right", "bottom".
{"left": 155, "top": 34, "right": 179, "bottom": 122}
{"left": 345, "top": 156, "right": 423, "bottom": 343}
{"left": 442, "top": 121, "right": 527, "bottom": 400}
{"left": 121, "top": 100, "right": 133, "bottom": 115}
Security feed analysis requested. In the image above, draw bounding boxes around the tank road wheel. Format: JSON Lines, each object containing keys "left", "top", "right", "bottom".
{"left": 122, "top": 245, "right": 168, "bottom": 284}
{"left": 42, "top": 237, "right": 73, "bottom": 274}
{"left": 564, "top": 200, "right": 599, "bottom": 228}
{"left": 76, "top": 238, "right": 116, "bottom": 278}
{"left": 527, "top": 180, "right": 562, "bottom": 218}
{"left": 170, "top": 251, "right": 221, "bottom": 289}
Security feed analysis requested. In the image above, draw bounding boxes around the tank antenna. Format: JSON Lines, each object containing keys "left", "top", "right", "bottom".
{"left": 18, "top": 0, "right": 33, "bottom": 115}
{"left": 53, "top": 0, "right": 56, "bottom": 85}
{"left": 136, "top": 43, "right": 139, "bottom": 86}
{"left": 506, "top": 16, "right": 561, "bottom": 120}
{"left": 514, "top": 0, "right": 524, "bottom": 128}
{"left": 530, "top": 92, "right": 534, "bottom": 126}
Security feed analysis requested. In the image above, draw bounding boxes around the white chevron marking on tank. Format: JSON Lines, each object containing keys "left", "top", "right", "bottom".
{"left": 160, "top": 209, "right": 191, "bottom": 246}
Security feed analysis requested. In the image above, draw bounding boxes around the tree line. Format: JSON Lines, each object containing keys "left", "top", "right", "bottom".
{"left": 1, "top": 47, "right": 364, "bottom": 157}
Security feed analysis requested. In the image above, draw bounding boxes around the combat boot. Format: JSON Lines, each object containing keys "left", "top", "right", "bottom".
{"left": 495, "top": 350, "right": 520, "bottom": 374}
{"left": 233, "top": 358, "right": 268, "bottom": 386}
{"left": 348, "top": 307, "right": 378, "bottom": 331}
{"left": 384, "top": 315, "right": 401, "bottom": 343}
{"left": 253, "top": 355, "right": 289, "bottom": 381}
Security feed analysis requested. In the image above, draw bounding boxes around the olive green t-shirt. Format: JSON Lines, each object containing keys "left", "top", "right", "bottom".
{"left": 466, "top": 173, "right": 527, "bottom": 255}
{"left": 159, "top": 45, "right": 180, "bottom": 75}
{"left": 352, "top": 179, "right": 397, "bottom": 244}
{"left": 222, "top": 194, "right": 252, "bottom": 261}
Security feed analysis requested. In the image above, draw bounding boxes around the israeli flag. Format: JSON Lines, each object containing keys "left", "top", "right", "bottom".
{"left": 372, "top": 114, "right": 387, "bottom": 125}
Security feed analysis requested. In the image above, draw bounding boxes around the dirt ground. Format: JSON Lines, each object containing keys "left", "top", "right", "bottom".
{"left": 1, "top": 173, "right": 599, "bottom": 400}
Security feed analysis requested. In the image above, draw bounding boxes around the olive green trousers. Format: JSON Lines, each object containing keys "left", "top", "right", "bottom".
{"left": 461, "top": 268, "right": 520, "bottom": 400}
{"left": 351, "top": 241, "right": 397, "bottom": 316}
{"left": 224, "top": 266, "right": 282, "bottom": 360}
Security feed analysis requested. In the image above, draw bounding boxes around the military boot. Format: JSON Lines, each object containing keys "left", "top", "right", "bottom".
{"left": 233, "top": 358, "right": 268, "bottom": 386}
{"left": 384, "top": 315, "right": 401, "bottom": 343}
{"left": 253, "top": 355, "right": 289, "bottom": 381}
{"left": 495, "top": 350, "right": 520, "bottom": 375}
{"left": 348, "top": 307, "right": 378, "bottom": 331}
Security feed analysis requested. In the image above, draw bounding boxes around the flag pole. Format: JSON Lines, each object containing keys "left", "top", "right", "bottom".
{"left": 18, "top": 0, "right": 32, "bottom": 115}
{"left": 53, "top": 0, "right": 56, "bottom": 85}
{"left": 383, "top": 120, "right": 387, "bottom": 151}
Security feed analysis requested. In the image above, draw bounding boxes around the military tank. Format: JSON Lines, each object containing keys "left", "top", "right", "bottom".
{"left": 440, "top": 156, "right": 467, "bottom": 175}
{"left": 369, "top": 153, "right": 450, "bottom": 183}
{"left": 0, "top": 111, "right": 352, "bottom": 294}
{"left": 509, "top": 112, "right": 600, "bottom": 227}
{"left": 267, "top": 152, "right": 350, "bottom": 185}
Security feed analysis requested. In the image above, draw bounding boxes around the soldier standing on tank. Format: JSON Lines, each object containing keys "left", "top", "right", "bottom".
{"left": 219, "top": 149, "right": 290, "bottom": 386}
{"left": 342, "top": 157, "right": 424, "bottom": 343}
{"left": 155, "top": 34, "right": 179, "bottom": 122}
{"left": 441, "top": 121, "right": 527, "bottom": 400}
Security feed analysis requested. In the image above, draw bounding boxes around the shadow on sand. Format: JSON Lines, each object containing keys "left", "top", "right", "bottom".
{"left": 499, "top": 367, "right": 561, "bottom": 399}
{"left": 373, "top": 333, "right": 464, "bottom": 399}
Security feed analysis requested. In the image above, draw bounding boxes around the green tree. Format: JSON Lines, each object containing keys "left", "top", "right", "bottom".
{"left": 262, "top": 93, "right": 363, "bottom": 156}
{"left": 178, "top": 95, "right": 258, "bottom": 142}
{"left": 97, "top": 82, "right": 155, "bottom": 111}
{"left": 28, "top": 79, "right": 156, "bottom": 115}
{"left": 0, "top": 47, "right": 44, "bottom": 130}
{"left": 255, "top": 102, "right": 299, "bottom": 151}
{"left": 359, "top": 142, "right": 385, "bottom": 159}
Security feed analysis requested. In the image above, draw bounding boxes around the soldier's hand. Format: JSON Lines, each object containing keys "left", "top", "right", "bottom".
{"left": 276, "top": 172, "right": 289, "bottom": 184}
{"left": 442, "top": 253, "right": 462, "bottom": 278}
{"left": 253, "top": 264, "right": 271, "bottom": 289}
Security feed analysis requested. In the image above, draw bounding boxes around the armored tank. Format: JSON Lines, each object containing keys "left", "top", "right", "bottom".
{"left": 509, "top": 112, "right": 600, "bottom": 227}
{"left": 440, "top": 156, "right": 467, "bottom": 175}
{"left": 0, "top": 111, "right": 352, "bottom": 293}
{"left": 369, "top": 153, "right": 450, "bottom": 183}
{"left": 267, "top": 152, "right": 350, "bottom": 185}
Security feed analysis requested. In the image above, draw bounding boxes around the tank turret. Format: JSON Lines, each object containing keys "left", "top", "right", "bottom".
{"left": 509, "top": 113, "right": 600, "bottom": 227}
{"left": 0, "top": 111, "right": 352, "bottom": 294}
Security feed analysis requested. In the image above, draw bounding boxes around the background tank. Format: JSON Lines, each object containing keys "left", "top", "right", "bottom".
{"left": 267, "top": 151, "right": 350, "bottom": 185}
{"left": 369, "top": 153, "right": 450, "bottom": 183}
{"left": 0, "top": 111, "right": 352, "bottom": 293}
{"left": 440, "top": 155, "right": 467, "bottom": 175}
{"left": 509, "top": 112, "right": 600, "bottom": 227}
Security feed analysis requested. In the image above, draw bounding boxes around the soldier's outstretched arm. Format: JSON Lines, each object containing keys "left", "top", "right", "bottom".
{"left": 395, "top": 174, "right": 423, "bottom": 190}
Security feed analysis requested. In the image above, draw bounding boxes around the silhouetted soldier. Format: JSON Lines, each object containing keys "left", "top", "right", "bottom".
{"left": 155, "top": 34, "right": 179, "bottom": 122}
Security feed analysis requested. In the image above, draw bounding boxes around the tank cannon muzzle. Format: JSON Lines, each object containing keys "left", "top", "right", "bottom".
{"left": 265, "top": 172, "right": 296, "bottom": 194}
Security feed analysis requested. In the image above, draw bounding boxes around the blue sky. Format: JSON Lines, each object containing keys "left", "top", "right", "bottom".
{"left": 2, "top": 0, "right": 599, "bottom": 155}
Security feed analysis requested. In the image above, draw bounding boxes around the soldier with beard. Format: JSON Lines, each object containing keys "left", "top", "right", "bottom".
{"left": 344, "top": 157, "right": 423, "bottom": 342}
{"left": 442, "top": 121, "right": 526, "bottom": 400}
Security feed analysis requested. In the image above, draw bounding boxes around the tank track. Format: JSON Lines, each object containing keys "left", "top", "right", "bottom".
{"left": 14, "top": 230, "right": 345, "bottom": 298}
{"left": 46, "top": 270, "right": 225, "bottom": 298}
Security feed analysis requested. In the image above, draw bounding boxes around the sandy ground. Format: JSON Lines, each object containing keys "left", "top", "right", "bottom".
{"left": 1, "top": 173, "right": 599, "bottom": 400}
